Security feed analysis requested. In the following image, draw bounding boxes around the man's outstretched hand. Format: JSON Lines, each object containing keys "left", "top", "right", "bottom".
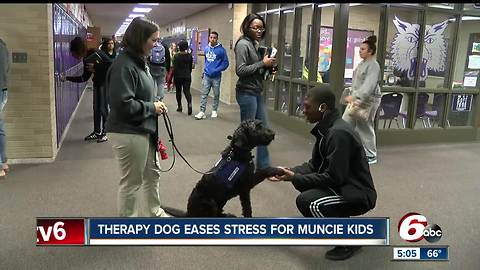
{"left": 268, "top": 167, "right": 294, "bottom": 182}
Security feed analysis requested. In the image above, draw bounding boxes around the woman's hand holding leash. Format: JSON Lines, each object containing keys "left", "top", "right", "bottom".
{"left": 154, "top": 101, "right": 168, "bottom": 114}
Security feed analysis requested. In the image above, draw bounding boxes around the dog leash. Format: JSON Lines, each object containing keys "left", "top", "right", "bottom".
{"left": 160, "top": 112, "right": 215, "bottom": 175}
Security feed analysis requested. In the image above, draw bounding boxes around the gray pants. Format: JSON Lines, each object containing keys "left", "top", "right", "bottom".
{"left": 342, "top": 97, "right": 381, "bottom": 159}
{"left": 109, "top": 132, "right": 167, "bottom": 217}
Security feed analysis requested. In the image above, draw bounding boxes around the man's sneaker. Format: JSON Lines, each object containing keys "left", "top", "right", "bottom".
{"left": 325, "top": 246, "right": 362, "bottom": 261}
{"left": 211, "top": 111, "right": 218, "bottom": 118}
{"left": 97, "top": 134, "right": 108, "bottom": 143}
{"left": 367, "top": 156, "right": 377, "bottom": 165}
{"left": 84, "top": 132, "right": 99, "bottom": 141}
{"left": 195, "top": 111, "right": 206, "bottom": 120}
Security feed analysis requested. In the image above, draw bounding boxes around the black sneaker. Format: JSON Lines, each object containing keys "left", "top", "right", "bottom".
{"left": 176, "top": 107, "right": 183, "bottom": 112}
{"left": 325, "top": 246, "right": 362, "bottom": 261}
{"left": 188, "top": 104, "right": 192, "bottom": 115}
{"left": 84, "top": 132, "right": 99, "bottom": 141}
{"left": 97, "top": 134, "right": 108, "bottom": 143}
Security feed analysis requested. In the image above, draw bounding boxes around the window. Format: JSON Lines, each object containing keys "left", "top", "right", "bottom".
{"left": 415, "top": 12, "right": 455, "bottom": 90}
{"left": 293, "top": 84, "right": 308, "bottom": 118}
{"left": 318, "top": 5, "right": 335, "bottom": 83}
{"left": 448, "top": 15, "right": 480, "bottom": 127}
{"left": 281, "top": 8, "right": 295, "bottom": 76}
{"left": 426, "top": 3, "right": 455, "bottom": 10}
{"left": 296, "top": 4, "right": 314, "bottom": 80}
{"left": 253, "top": 4, "right": 267, "bottom": 13}
{"left": 346, "top": 4, "right": 381, "bottom": 85}
{"left": 265, "top": 81, "right": 276, "bottom": 110}
{"left": 277, "top": 81, "right": 290, "bottom": 114}
{"left": 452, "top": 16, "right": 480, "bottom": 89}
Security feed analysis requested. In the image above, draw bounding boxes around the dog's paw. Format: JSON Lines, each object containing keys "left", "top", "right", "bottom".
{"left": 258, "top": 167, "right": 286, "bottom": 178}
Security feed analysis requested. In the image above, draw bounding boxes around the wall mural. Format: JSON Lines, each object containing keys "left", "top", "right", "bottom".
{"left": 391, "top": 16, "right": 449, "bottom": 81}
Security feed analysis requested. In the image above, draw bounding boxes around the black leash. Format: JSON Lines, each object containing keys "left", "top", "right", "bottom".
{"left": 159, "top": 112, "right": 215, "bottom": 175}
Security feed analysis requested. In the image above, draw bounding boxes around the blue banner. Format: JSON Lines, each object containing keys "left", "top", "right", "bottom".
{"left": 87, "top": 218, "right": 389, "bottom": 246}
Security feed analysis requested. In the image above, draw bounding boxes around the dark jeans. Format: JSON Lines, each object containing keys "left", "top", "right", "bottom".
{"left": 93, "top": 84, "right": 109, "bottom": 135}
{"left": 174, "top": 78, "right": 192, "bottom": 109}
{"left": 235, "top": 91, "right": 270, "bottom": 169}
{"left": 296, "top": 188, "right": 367, "bottom": 218}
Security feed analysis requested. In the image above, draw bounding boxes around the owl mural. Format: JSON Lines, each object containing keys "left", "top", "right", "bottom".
{"left": 391, "top": 16, "right": 449, "bottom": 81}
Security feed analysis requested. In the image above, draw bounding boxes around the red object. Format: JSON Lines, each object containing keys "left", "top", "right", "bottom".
{"left": 158, "top": 140, "right": 168, "bottom": 160}
{"left": 36, "top": 218, "right": 85, "bottom": 245}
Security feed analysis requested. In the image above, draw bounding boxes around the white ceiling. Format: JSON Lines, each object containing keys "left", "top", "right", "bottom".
{"left": 85, "top": 4, "right": 218, "bottom": 36}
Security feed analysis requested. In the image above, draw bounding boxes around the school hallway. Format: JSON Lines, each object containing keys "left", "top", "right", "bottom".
{"left": 0, "top": 88, "right": 478, "bottom": 269}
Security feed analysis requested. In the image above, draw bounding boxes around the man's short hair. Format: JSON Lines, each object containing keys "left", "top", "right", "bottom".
{"left": 306, "top": 85, "right": 336, "bottom": 110}
{"left": 210, "top": 31, "right": 219, "bottom": 38}
{"left": 70, "top": 36, "right": 86, "bottom": 54}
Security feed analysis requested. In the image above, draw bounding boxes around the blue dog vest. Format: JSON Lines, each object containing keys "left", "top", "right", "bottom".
{"left": 214, "top": 157, "right": 248, "bottom": 190}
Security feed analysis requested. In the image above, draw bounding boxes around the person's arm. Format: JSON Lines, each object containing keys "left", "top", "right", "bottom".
{"left": 164, "top": 44, "right": 171, "bottom": 71}
{"left": 290, "top": 130, "right": 352, "bottom": 191}
{"left": 235, "top": 40, "right": 264, "bottom": 77}
{"left": 66, "top": 61, "right": 92, "bottom": 83}
{"left": 219, "top": 47, "right": 229, "bottom": 72}
{"left": 352, "top": 61, "right": 380, "bottom": 102}
{"left": 190, "top": 54, "right": 194, "bottom": 71}
{"left": 0, "top": 42, "right": 9, "bottom": 87}
{"left": 290, "top": 159, "right": 316, "bottom": 175}
{"left": 107, "top": 64, "right": 156, "bottom": 122}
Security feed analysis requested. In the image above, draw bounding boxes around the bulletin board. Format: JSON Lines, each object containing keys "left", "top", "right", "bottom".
{"left": 198, "top": 28, "right": 210, "bottom": 53}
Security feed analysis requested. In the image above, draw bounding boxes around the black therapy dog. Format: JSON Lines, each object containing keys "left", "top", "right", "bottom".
{"left": 165, "top": 120, "right": 284, "bottom": 217}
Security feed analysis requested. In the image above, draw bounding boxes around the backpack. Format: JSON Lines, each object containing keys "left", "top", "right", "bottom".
{"left": 150, "top": 44, "right": 165, "bottom": 64}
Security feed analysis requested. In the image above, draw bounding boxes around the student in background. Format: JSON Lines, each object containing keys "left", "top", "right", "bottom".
{"left": 166, "top": 42, "right": 178, "bottom": 93}
{"left": 100, "top": 38, "right": 117, "bottom": 60}
{"left": 342, "top": 36, "right": 381, "bottom": 165}
{"left": 234, "top": 13, "right": 276, "bottom": 170}
{"left": 147, "top": 39, "right": 170, "bottom": 101}
{"left": 172, "top": 40, "right": 194, "bottom": 115}
{"left": 194, "top": 31, "right": 229, "bottom": 120}
{"left": 61, "top": 37, "right": 113, "bottom": 143}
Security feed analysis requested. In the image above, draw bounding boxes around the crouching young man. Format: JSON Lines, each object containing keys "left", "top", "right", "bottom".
{"left": 269, "top": 85, "right": 377, "bottom": 261}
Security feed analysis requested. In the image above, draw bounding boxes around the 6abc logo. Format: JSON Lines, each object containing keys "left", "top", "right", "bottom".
{"left": 398, "top": 212, "right": 442, "bottom": 243}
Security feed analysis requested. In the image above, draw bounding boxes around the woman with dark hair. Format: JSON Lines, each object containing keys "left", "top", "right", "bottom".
{"left": 172, "top": 40, "right": 194, "bottom": 115}
{"left": 234, "top": 13, "right": 276, "bottom": 170}
{"left": 105, "top": 17, "right": 170, "bottom": 217}
{"left": 342, "top": 35, "right": 382, "bottom": 165}
{"left": 62, "top": 36, "right": 113, "bottom": 143}
{"left": 100, "top": 38, "right": 116, "bottom": 59}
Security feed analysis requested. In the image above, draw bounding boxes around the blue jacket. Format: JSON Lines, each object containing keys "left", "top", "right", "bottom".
{"left": 204, "top": 43, "right": 229, "bottom": 78}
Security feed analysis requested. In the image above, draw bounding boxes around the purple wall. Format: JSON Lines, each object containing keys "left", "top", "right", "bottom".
{"left": 53, "top": 4, "right": 87, "bottom": 146}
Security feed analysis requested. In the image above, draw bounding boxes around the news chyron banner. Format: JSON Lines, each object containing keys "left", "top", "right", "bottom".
{"left": 37, "top": 217, "right": 389, "bottom": 246}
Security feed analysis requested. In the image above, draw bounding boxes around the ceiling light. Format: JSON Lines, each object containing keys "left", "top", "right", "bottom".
{"left": 128, "top": 13, "right": 145, "bottom": 18}
{"left": 125, "top": 18, "right": 133, "bottom": 22}
{"left": 283, "top": 10, "right": 294, "bottom": 14}
{"left": 133, "top": 7, "right": 152, "bottom": 13}
{"left": 138, "top": 3, "right": 159, "bottom": 5}
{"left": 317, "top": 3, "right": 335, "bottom": 8}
